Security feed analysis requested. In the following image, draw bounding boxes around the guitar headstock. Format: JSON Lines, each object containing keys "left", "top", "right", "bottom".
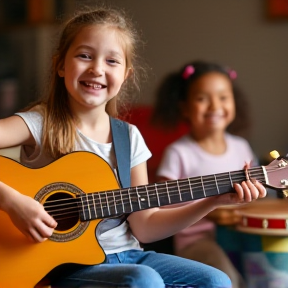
{"left": 264, "top": 151, "right": 288, "bottom": 197}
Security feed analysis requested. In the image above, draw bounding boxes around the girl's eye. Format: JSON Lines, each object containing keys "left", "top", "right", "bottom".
{"left": 107, "top": 59, "right": 120, "bottom": 65}
{"left": 220, "top": 95, "right": 228, "bottom": 101}
{"left": 195, "top": 95, "right": 206, "bottom": 102}
{"left": 78, "top": 54, "right": 91, "bottom": 59}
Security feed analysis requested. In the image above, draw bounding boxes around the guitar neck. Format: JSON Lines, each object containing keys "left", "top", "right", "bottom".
{"left": 79, "top": 166, "right": 266, "bottom": 221}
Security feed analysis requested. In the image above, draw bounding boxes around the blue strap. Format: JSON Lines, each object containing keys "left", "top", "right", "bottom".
{"left": 110, "top": 117, "right": 131, "bottom": 188}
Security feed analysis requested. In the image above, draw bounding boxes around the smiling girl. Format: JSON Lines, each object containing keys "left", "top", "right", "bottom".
{"left": 153, "top": 60, "right": 257, "bottom": 288}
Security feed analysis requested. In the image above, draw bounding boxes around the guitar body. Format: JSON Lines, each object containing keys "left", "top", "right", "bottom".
{"left": 1, "top": 149, "right": 287, "bottom": 288}
{"left": 0, "top": 152, "right": 120, "bottom": 288}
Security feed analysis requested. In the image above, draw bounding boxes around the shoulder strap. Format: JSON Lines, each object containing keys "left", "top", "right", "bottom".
{"left": 110, "top": 117, "right": 131, "bottom": 188}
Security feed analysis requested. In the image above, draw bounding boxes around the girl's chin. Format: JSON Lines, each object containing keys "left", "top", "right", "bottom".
{"left": 205, "top": 121, "right": 225, "bottom": 127}
{"left": 205, "top": 124, "right": 227, "bottom": 132}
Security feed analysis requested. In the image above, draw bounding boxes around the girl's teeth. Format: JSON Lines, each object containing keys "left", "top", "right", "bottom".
{"left": 85, "top": 82, "right": 102, "bottom": 89}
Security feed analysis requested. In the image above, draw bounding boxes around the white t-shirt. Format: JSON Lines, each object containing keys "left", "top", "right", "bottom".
{"left": 15, "top": 111, "right": 152, "bottom": 254}
{"left": 157, "top": 133, "right": 256, "bottom": 251}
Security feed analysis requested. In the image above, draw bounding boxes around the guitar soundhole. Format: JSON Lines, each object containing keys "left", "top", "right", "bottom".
{"left": 36, "top": 182, "right": 89, "bottom": 242}
{"left": 45, "top": 192, "right": 79, "bottom": 231}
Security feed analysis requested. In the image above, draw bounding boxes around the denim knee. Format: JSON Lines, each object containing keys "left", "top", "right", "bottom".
{"left": 125, "top": 265, "right": 165, "bottom": 288}
{"left": 202, "top": 268, "right": 232, "bottom": 288}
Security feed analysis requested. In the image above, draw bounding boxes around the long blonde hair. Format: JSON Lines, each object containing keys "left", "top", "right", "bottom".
{"left": 35, "top": 7, "right": 143, "bottom": 159}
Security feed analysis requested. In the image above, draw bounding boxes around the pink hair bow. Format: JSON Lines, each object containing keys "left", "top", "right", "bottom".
{"left": 228, "top": 69, "right": 237, "bottom": 80}
{"left": 182, "top": 65, "right": 195, "bottom": 79}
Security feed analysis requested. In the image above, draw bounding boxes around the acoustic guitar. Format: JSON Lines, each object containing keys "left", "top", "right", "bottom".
{"left": 0, "top": 151, "right": 287, "bottom": 288}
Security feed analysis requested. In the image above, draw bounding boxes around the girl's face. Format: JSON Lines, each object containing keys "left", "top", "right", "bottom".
{"left": 58, "top": 25, "right": 129, "bottom": 112}
{"left": 181, "top": 72, "right": 235, "bottom": 135}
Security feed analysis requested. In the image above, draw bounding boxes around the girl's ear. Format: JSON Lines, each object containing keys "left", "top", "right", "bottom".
{"left": 179, "top": 100, "right": 189, "bottom": 119}
{"left": 58, "top": 68, "right": 65, "bottom": 77}
{"left": 125, "top": 67, "right": 133, "bottom": 80}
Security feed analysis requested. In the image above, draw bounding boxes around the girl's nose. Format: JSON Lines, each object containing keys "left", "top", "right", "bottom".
{"left": 88, "top": 61, "right": 103, "bottom": 76}
{"left": 209, "top": 98, "right": 220, "bottom": 111}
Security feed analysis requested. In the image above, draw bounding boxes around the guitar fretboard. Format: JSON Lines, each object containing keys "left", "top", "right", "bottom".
{"left": 79, "top": 166, "right": 266, "bottom": 221}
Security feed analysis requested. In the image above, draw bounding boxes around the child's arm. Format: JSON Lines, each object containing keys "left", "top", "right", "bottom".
{"left": 0, "top": 116, "right": 35, "bottom": 148}
{"left": 128, "top": 163, "right": 266, "bottom": 244}
{"left": 0, "top": 116, "right": 57, "bottom": 242}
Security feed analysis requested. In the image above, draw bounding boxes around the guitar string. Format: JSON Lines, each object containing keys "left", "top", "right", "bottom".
{"left": 44, "top": 166, "right": 266, "bottom": 209}
{"left": 44, "top": 169, "right": 265, "bottom": 211}
{"left": 44, "top": 168, "right": 269, "bottom": 219}
{"left": 48, "top": 177, "right": 266, "bottom": 217}
{"left": 44, "top": 168, "right": 266, "bottom": 215}
{"left": 47, "top": 179, "right": 269, "bottom": 221}
{"left": 44, "top": 166, "right": 266, "bottom": 205}
{"left": 49, "top": 175, "right": 266, "bottom": 221}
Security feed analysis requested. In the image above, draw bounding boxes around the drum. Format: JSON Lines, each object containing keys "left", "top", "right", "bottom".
{"left": 237, "top": 198, "right": 288, "bottom": 236}
{"left": 235, "top": 198, "right": 288, "bottom": 288}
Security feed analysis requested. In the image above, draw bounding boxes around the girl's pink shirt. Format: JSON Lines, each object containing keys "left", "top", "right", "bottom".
{"left": 157, "top": 133, "right": 257, "bottom": 252}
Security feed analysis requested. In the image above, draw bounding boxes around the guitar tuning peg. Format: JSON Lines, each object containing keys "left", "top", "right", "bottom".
{"left": 270, "top": 150, "right": 280, "bottom": 159}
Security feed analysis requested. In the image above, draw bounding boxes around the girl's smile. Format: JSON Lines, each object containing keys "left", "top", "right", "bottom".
{"left": 205, "top": 110, "right": 226, "bottom": 124}
{"left": 81, "top": 81, "right": 107, "bottom": 90}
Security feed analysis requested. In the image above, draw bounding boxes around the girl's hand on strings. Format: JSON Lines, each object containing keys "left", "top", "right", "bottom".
{"left": 5, "top": 187, "right": 57, "bottom": 242}
{"left": 213, "top": 163, "right": 267, "bottom": 207}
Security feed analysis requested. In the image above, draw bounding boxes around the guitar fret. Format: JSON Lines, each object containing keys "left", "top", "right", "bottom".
{"left": 201, "top": 176, "right": 206, "bottom": 197}
{"left": 86, "top": 194, "right": 92, "bottom": 219}
{"left": 105, "top": 192, "right": 111, "bottom": 216}
{"left": 136, "top": 187, "right": 141, "bottom": 209}
{"left": 166, "top": 180, "right": 181, "bottom": 204}
{"left": 116, "top": 189, "right": 125, "bottom": 214}
{"left": 188, "top": 178, "right": 194, "bottom": 199}
{"left": 101, "top": 192, "right": 110, "bottom": 217}
{"left": 156, "top": 183, "right": 170, "bottom": 206}
{"left": 112, "top": 190, "right": 118, "bottom": 215}
{"left": 109, "top": 191, "right": 117, "bottom": 215}
{"left": 214, "top": 174, "right": 220, "bottom": 194}
{"left": 80, "top": 195, "right": 86, "bottom": 221}
{"left": 177, "top": 180, "right": 182, "bottom": 202}
{"left": 228, "top": 172, "right": 233, "bottom": 187}
{"left": 155, "top": 183, "right": 161, "bottom": 206}
{"left": 145, "top": 185, "right": 158, "bottom": 208}
{"left": 120, "top": 190, "right": 125, "bottom": 213}
{"left": 166, "top": 182, "right": 171, "bottom": 204}
{"left": 137, "top": 186, "right": 150, "bottom": 210}
{"left": 91, "top": 193, "right": 98, "bottom": 219}
{"left": 145, "top": 185, "right": 151, "bottom": 207}
{"left": 178, "top": 179, "right": 191, "bottom": 202}
{"left": 98, "top": 193, "right": 104, "bottom": 218}
{"left": 87, "top": 194, "right": 94, "bottom": 219}
{"left": 128, "top": 188, "right": 133, "bottom": 212}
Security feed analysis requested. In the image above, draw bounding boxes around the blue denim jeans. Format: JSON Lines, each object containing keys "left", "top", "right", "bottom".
{"left": 52, "top": 250, "right": 231, "bottom": 288}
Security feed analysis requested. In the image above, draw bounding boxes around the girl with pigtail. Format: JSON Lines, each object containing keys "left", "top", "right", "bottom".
{"left": 153, "top": 60, "right": 257, "bottom": 288}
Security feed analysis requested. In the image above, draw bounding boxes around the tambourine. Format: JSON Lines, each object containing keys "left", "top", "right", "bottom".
{"left": 236, "top": 198, "right": 288, "bottom": 236}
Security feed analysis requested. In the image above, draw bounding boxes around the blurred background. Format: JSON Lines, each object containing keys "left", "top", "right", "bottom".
{"left": 0, "top": 0, "right": 288, "bottom": 162}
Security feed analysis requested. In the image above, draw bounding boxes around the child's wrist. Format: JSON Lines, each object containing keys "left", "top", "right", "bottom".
{"left": 0, "top": 181, "right": 19, "bottom": 213}
{"left": 204, "top": 196, "right": 220, "bottom": 210}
